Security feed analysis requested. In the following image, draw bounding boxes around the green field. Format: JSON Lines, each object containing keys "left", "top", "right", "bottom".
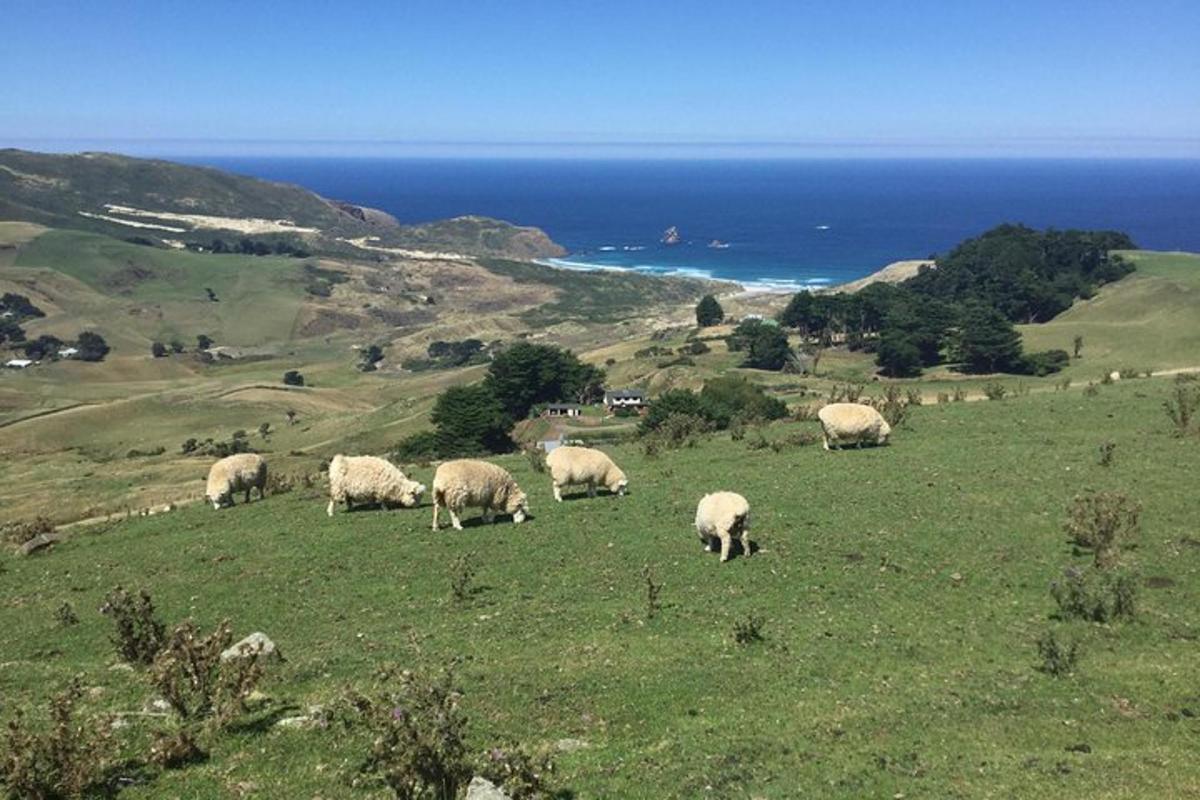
{"left": 2, "top": 378, "right": 1198, "bottom": 798}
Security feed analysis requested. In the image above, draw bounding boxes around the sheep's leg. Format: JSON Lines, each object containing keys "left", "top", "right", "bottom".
{"left": 553, "top": 483, "right": 563, "bottom": 503}
{"left": 740, "top": 530, "right": 752, "bottom": 558}
{"left": 432, "top": 499, "right": 441, "bottom": 531}
{"left": 822, "top": 434, "right": 831, "bottom": 451}
{"left": 244, "top": 488, "right": 252, "bottom": 503}
{"left": 719, "top": 532, "right": 733, "bottom": 563}
{"left": 449, "top": 506, "right": 464, "bottom": 531}
{"left": 326, "top": 499, "right": 336, "bottom": 517}
{"left": 587, "top": 481, "right": 597, "bottom": 498}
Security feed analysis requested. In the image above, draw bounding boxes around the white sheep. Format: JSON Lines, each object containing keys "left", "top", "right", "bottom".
{"left": 206, "top": 453, "right": 267, "bottom": 509}
{"left": 326, "top": 454, "right": 426, "bottom": 517}
{"left": 432, "top": 459, "right": 529, "bottom": 531}
{"left": 694, "top": 491, "right": 752, "bottom": 563}
{"left": 817, "top": 402, "right": 892, "bottom": 450}
{"left": 545, "top": 446, "right": 628, "bottom": 502}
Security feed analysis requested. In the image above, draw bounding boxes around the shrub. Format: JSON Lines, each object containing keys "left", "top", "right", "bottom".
{"left": 1050, "top": 566, "right": 1138, "bottom": 622}
{"left": 732, "top": 614, "right": 765, "bottom": 646}
{"left": 983, "top": 382, "right": 1007, "bottom": 401}
{"left": 1072, "top": 335, "right": 1084, "bottom": 358}
{"left": 905, "top": 389, "right": 923, "bottom": 406}
{"left": 450, "top": 553, "right": 477, "bottom": 605}
{"left": 0, "top": 678, "right": 115, "bottom": 799}
{"left": 867, "top": 385, "right": 909, "bottom": 428}
{"left": 340, "top": 666, "right": 471, "bottom": 800}
{"left": 641, "top": 413, "right": 711, "bottom": 456}
{"left": 525, "top": 448, "right": 547, "bottom": 474}
{"left": 151, "top": 341, "right": 168, "bottom": 358}
{"left": 642, "top": 565, "right": 663, "bottom": 620}
{"left": 1, "top": 516, "right": 53, "bottom": 547}
{"left": 1056, "top": 377, "right": 1072, "bottom": 392}
{"left": 698, "top": 376, "right": 787, "bottom": 429}
{"left": 1036, "top": 632, "right": 1079, "bottom": 676}
{"left": 785, "top": 430, "right": 821, "bottom": 448}
{"left": 74, "top": 331, "right": 110, "bottom": 362}
{"left": 126, "top": 446, "right": 165, "bottom": 459}
{"left": 100, "top": 587, "right": 166, "bottom": 665}
{"left": 282, "top": 370, "right": 305, "bottom": 387}
{"left": 1163, "top": 383, "right": 1200, "bottom": 436}
{"left": 1100, "top": 371, "right": 1114, "bottom": 386}
{"left": 1083, "top": 382, "right": 1099, "bottom": 397}
{"left": 54, "top": 602, "right": 79, "bottom": 627}
{"left": 1063, "top": 491, "right": 1141, "bottom": 569}
{"left": 695, "top": 294, "right": 724, "bottom": 327}
{"left": 683, "top": 340, "right": 711, "bottom": 356}
{"left": 477, "top": 744, "right": 555, "bottom": 800}
{"left": 827, "top": 383, "right": 865, "bottom": 403}
{"left": 392, "top": 431, "right": 443, "bottom": 463}
{"left": 937, "top": 392, "right": 950, "bottom": 404}
{"left": 150, "top": 619, "right": 265, "bottom": 728}
{"left": 1098, "top": 441, "right": 1116, "bottom": 467}
{"left": 1022, "top": 349, "right": 1070, "bottom": 376}
{"left": 952, "top": 387, "right": 967, "bottom": 402}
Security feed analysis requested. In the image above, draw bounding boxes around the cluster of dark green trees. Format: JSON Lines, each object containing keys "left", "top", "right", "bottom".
{"left": 405, "top": 339, "right": 491, "bottom": 372}
{"left": 184, "top": 237, "right": 311, "bottom": 259}
{"left": 638, "top": 375, "right": 789, "bottom": 434}
{"left": 776, "top": 225, "right": 1134, "bottom": 376}
{"left": 395, "top": 342, "right": 606, "bottom": 459}
{"left": 19, "top": 331, "right": 109, "bottom": 362}
{"left": 0, "top": 292, "right": 45, "bottom": 345}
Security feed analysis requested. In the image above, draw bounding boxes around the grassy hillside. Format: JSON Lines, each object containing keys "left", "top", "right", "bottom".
{"left": 0, "top": 149, "right": 565, "bottom": 259}
{"left": 1020, "top": 250, "right": 1200, "bottom": 378}
{"left": 2, "top": 379, "right": 1198, "bottom": 798}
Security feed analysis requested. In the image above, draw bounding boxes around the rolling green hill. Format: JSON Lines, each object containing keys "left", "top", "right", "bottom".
{"left": 0, "top": 149, "right": 565, "bottom": 260}
{"left": 1020, "top": 250, "right": 1200, "bottom": 377}
{"left": 2, "top": 380, "right": 1197, "bottom": 798}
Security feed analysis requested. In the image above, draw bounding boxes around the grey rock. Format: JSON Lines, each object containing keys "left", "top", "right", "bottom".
{"left": 465, "top": 776, "right": 511, "bottom": 800}
{"left": 19, "top": 532, "right": 64, "bottom": 556}
{"left": 220, "top": 632, "right": 281, "bottom": 663}
{"left": 555, "top": 737, "right": 590, "bottom": 752}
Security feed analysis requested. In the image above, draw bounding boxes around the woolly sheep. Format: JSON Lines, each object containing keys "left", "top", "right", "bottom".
{"left": 206, "top": 453, "right": 267, "bottom": 510}
{"left": 694, "top": 491, "right": 751, "bottom": 563}
{"left": 326, "top": 454, "right": 426, "bottom": 517}
{"left": 545, "top": 446, "right": 628, "bottom": 502}
{"left": 432, "top": 459, "right": 529, "bottom": 531}
{"left": 817, "top": 402, "right": 891, "bottom": 450}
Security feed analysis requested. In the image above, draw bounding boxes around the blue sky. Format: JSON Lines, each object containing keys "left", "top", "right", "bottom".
{"left": 2, "top": 0, "right": 1198, "bottom": 157}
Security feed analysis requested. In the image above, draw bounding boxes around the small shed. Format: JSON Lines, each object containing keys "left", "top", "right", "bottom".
{"left": 58, "top": 347, "right": 80, "bottom": 359}
{"left": 5, "top": 358, "right": 35, "bottom": 369}
{"left": 544, "top": 403, "right": 582, "bottom": 418}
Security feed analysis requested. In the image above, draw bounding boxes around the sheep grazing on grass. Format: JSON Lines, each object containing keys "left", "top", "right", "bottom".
{"left": 695, "top": 491, "right": 751, "bottom": 563}
{"left": 206, "top": 453, "right": 267, "bottom": 510}
{"left": 326, "top": 454, "right": 426, "bottom": 517}
{"left": 432, "top": 459, "right": 529, "bottom": 531}
{"left": 545, "top": 445, "right": 628, "bottom": 502}
{"left": 817, "top": 402, "right": 891, "bottom": 450}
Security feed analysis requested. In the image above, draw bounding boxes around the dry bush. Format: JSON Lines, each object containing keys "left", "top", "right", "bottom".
{"left": 0, "top": 678, "right": 115, "bottom": 799}
{"left": 150, "top": 619, "right": 265, "bottom": 728}
{"left": 827, "top": 383, "right": 865, "bottom": 403}
{"left": 1163, "top": 382, "right": 1200, "bottom": 436}
{"left": 100, "top": 586, "right": 166, "bottom": 665}
{"left": 54, "top": 602, "right": 79, "bottom": 628}
{"left": 732, "top": 614, "right": 766, "bottom": 646}
{"left": 642, "top": 564, "right": 663, "bottom": 620}
{"left": 148, "top": 728, "right": 205, "bottom": 769}
{"left": 340, "top": 666, "right": 471, "bottom": 800}
{"left": 477, "top": 744, "right": 556, "bottom": 800}
{"left": 1064, "top": 491, "right": 1141, "bottom": 569}
{"left": 1097, "top": 441, "right": 1116, "bottom": 467}
{"left": 524, "top": 448, "right": 547, "bottom": 474}
{"left": 1036, "top": 632, "right": 1079, "bottom": 677}
{"left": 867, "top": 386, "right": 908, "bottom": 428}
{"left": 952, "top": 387, "right": 967, "bottom": 402}
{"left": 983, "top": 382, "right": 1007, "bottom": 401}
{"left": 449, "top": 552, "right": 477, "bottom": 605}
{"left": 936, "top": 392, "right": 950, "bottom": 404}
{"left": 1, "top": 516, "right": 53, "bottom": 547}
{"left": 905, "top": 388, "right": 923, "bottom": 406}
{"left": 1056, "top": 377, "right": 1072, "bottom": 392}
{"left": 641, "top": 414, "right": 711, "bottom": 456}
{"left": 791, "top": 404, "right": 819, "bottom": 422}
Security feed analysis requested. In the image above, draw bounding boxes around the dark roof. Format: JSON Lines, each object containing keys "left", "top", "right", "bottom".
{"left": 605, "top": 389, "right": 645, "bottom": 399}
{"left": 546, "top": 403, "right": 581, "bottom": 410}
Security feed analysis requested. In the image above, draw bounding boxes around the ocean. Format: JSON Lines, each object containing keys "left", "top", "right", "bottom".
{"left": 176, "top": 158, "right": 1200, "bottom": 291}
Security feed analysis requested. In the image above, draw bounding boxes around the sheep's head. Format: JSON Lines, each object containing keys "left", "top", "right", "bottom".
{"left": 398, "top": 480, "right": 426, "bottom": 508}
{"left": 506, "top": 488, "right": 530, "bottom": 523}
{"left": 207, "top": 490, "right": 230, "bottom": 510}
{"left": 608, "top": 466, "right": 629, "bottom": 496}
{"left": 878, "top": 419, "right": 893, "bottom": 444}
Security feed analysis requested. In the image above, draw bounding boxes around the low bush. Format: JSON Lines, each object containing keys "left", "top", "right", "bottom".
{"left": 1, "top": 516, "right": 53, "bottom": 547}
{"left": 1050, "top": 566, "right": 1138, "bottom": 622}
{"left": 1098, "top": 441, "right": 1116, "bottom": 467}
{"left": 100, "top": 586, "right": 166, "bottom": 665}
{"left": 732, "top": 614, "right": 766, "bottom": 646}
{"left": 1036, "top": 632, "right": 1079, "bottom": 677}
{"left": 1163, "top": 382, "right": 1200, "bottom": 436}
{"left": 150, "top": 619, "right": 265, "bottom": 729}
{"left": 641, "top": 413, "right": 711, "bottom": 456}
{"left": 983, "top": 382, "right": 1007, "bottom": 401}
{"left": 0, "top": 678, "right": 115, "bottom": 799}
{"left": 1064, "top": 491, "right": 1141, "bottom": 569}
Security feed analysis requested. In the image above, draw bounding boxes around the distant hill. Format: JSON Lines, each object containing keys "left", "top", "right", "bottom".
{"left": 0, "top": 149, "right": 565, "bottom": 260}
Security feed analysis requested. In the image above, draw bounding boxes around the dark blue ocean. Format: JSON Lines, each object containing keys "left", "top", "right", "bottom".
{"left": 176, "top": 158, "right": 1200, "bottom": 290}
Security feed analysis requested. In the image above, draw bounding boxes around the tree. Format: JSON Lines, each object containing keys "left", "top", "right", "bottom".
{"left": 430, "top": 384, "right": 512, "bottom": 455}
{"left": 0, "top": 292, "right": 45, "bottom": 320}
{"left": 258, "top": 422, "right": 271, "bottom": 439}
{"left": 75, "top": 331, "right": 109, "bottom": 362}
{"left": 151, "top": 341, "right": 168, "bottom": 358}
{"left": 23, "top": 334, "right": 62, "bottom": 360}
{"left": 196, "top": 334, "right": 214, "bottom": 350}
{"left": 0, "top": 318, "right": 25, "bottom": 344}
{"left": 1073, "top": 335, "right": 1084, "bottom": 358}
{"left": 875, "top": 330, "right": 923, "bottom": 377}
{"left": 737, "top": 321, "right": 792, "bottom": 371}
{"left": 359, "top": 344, "right": 384, "bottom": 372}
{"left": 484, "top": 342, "right": 605, "bottom": 420}
{"left": 169, "top": 340, "right": 185, "bottom": 354}
{"left": 282, "top": 370, "right": 305, "bottom": 387}
{"left": 695, "top": 295, "right": 724, "bottom": 327}
{"left": 957, "top": 304, "right": 1024, "bottom": 374}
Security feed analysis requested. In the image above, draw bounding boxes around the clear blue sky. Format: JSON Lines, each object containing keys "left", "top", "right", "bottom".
{"left": 3, "top": 0, "right": 1198, "bottom": 157}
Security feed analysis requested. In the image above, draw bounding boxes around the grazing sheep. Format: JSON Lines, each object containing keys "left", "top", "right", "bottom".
{"left": 326, "top": 454, "right": 426, "bottom": 517}
{"left": 432, "top": 459, "right": 529, "bottom": 531}
{"left": 206, "top": 453, "right": 267, "bottom": 510}
{"left": 695, "top": 491, "right": 751, "bottom": 563}
{"left": 545, "top": 446, "right": 628, "bottom": 502}
{"left": 817, "top": 402, "right": 892, "bottom": 450}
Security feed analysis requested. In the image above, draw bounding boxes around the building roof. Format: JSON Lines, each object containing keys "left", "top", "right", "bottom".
{"left": 546, "top": 403, "right": 581, "bottom": 410}
{"left": 58, "top": 347, "right": 79, "bottom": 357}
{"left": 605, "top": 389, "right": 645, "bottom": 400}
{"left": 5, "top": 359, "right": 34, "bottom": 368}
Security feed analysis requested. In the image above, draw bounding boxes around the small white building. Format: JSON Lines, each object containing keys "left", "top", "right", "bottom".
{"left": 543, "top": 403, "right": 582, "bottom": 418}
{"left": 604, "top": 389, "right": 646, "bottom": 411}
{"left": 5, "top": 358, "right": 35, "bottom": 369}
{"left": 57, "top": 347, "right": 79, "bottom": 359}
